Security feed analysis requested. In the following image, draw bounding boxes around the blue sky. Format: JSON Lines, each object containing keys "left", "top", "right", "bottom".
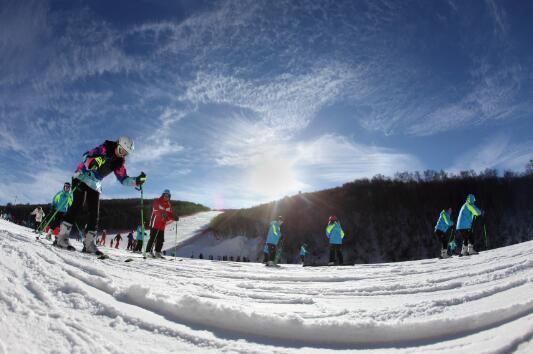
{"left": 1, "top": 0, "right": 532, "bottom": 208}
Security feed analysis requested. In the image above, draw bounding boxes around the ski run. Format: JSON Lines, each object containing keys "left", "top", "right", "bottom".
{"left": 1, "top": 216, "right": 532, "bottom": 354}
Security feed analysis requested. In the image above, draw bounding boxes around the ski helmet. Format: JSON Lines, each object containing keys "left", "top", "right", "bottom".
{"left": 328, "top": 215, "right": 337, "bottom": 223}
{"left": 162, "top": 189, "right": 171, "bottom": 198}
{"left": 117, "top": 136, "right": 134, "bottom": 155}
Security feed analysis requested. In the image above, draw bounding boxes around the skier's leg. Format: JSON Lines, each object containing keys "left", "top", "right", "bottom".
{"left": 155, "top": 230, "right": 165, "bottom": 253}
{"left": 337, "top": 245, "right": 343, "bottom": 265}
{"left": 466, "top": 230, "right": 477, "bottom": 255}
{"left": 267, "top": 244, "right": 276, "bottom": 264}
{"left": 329, "top": 245, "right": 335, "bottom": 264}
{"left": 145, "top": 229, "right": 158, "bottom": 255}
{"left": 82, "top": 188, "right": 101, "bottom": 254}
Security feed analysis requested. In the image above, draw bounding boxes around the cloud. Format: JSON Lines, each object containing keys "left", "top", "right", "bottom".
{"left": 294, "top": 134, "right": 422, "bottom": 182}
{"left": 0, "top": 168, "right": 73, "bottom": 204}
{"left": 450, "top": 134, "right": 533, "bottom": 173}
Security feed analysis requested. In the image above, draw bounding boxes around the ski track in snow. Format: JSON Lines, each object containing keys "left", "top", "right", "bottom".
{"left": 0, "top": 216, "right": 532, "bottom": 353}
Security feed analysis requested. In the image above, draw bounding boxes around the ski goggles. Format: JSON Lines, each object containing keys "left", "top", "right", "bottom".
{"left": 117, "top": 145, "right": 129, "bottom": 157}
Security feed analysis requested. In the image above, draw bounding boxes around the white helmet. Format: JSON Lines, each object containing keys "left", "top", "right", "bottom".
{"left": 117, "top": 136, "right": 134, "bottom": 154}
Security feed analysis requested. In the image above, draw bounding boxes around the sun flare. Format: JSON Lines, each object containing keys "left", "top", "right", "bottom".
{"left": 247, "top": 155, "right": 303, "bottom": 199}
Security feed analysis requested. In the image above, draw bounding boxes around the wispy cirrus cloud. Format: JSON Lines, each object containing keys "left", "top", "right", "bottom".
{"left": 450, "top": 133, "right": 533, "bottom": 173}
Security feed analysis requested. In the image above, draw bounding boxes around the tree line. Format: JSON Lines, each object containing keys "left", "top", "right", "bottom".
{"left": 2, "top": 198, "right": 210, "bottom": 230}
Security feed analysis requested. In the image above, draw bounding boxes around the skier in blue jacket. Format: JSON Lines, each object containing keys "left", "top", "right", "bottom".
{"left": 456, "top": 194, "right": 482, "bottom": 256}
{"left": 299, "top": 244, "right": 308, "bottom": 265}
{"left": 326, "top": 216, "right": 345, "bottom": 265}
{"left": 265, "top": 216, "right": 283, "bottom": 266}
{"left": 45, "top": 182, "right": 73, "bottom": 240}
{"left": 434, "top": 208, "right": 454, "bottom": 258}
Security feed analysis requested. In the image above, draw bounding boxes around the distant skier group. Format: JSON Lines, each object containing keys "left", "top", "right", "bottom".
{"left": 261, "top": 192, "right": 483, "bottom": 266}
{"left": 262, "top": 214, "right": 345, "bottom": 267}
{"left": 434, "top": 193, "right": 483, "bottom": 258}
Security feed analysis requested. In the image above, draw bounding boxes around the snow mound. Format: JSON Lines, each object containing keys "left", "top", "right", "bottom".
{"left": 0, "top": 218, "right": 532, "bottom": 353}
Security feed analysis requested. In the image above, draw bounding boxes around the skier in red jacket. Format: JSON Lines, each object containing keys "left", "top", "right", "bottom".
{"left": 145, "top": 189, "right": 173, "bottom": 258}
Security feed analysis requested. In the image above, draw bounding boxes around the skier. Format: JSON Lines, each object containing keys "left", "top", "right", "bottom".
{"left": 114, "top": 233, "right": 122, "bottom": 249}
{"left": 299, "top": 243, "right": 308, "bottom": 264}
{"left": 99, "top": 230, "right": 107, "bottom": 246}
{"left": 326, "top": 216, "right": 345, "bottom": 265}
{"left": 434, "top": 208, "right": 454, "bottom": 258}
{"left": 126, "top": 231, "right": 134, "bottom": 251}
{"left": 456, "top": 194, "right": 482, "bottom": 256}
{"left": 54, "top": 136, "right": 146, "bottom": 254}
{"left": 265, "top": 216, "right": 283, "bottom": 266}
{"left": 46, "top": 182, "right": 73, "bottom": 240}
{"left": 133, "top": 225, "right": 144, "bottom": 252}
{"left": 145, "top": 189, "right": 173, "bottom": 258}
{"left": 30, "top": 207, "right": 45, "bottom": 232}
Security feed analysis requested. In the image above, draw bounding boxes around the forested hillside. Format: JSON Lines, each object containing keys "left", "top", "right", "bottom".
{"left": 1, "top": 199, "right": 210, "bottom": 231}
{"left": 208, "top": 169, "right": 533, "bottom": 263}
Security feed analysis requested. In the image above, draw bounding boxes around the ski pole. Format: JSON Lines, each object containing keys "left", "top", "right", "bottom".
{"left": 174, "top": 220, "right": 178, "bottom": 258}
{"left": 74, "top": 223, "right": 84, "bottom": 241}
{"left": 139, "top": 186, "right": 147, "bottom": 258}
{"left": 38, "top": 185, "right": 78, "bottom": 235}
{"left": 483, "top": 223, "right": 488, "bottom": 249}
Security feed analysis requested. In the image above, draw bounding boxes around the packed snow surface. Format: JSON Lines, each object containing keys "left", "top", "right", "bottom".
{"left": 0, "top": 217, "right": 532, "bottom": 354}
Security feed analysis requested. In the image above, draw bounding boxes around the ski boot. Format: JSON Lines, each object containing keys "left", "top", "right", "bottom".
{"left": 467, "top": 244, "right": 478, "bottom": 255}
{"left": 55, "top": 222, "right": 75, "bottom": 251}
{"left": 154, "top": 252, "right": 164, "bottom": 259}
{"left": 82, "top": 230, "right": 104, "bottom": 256}
{"left": 460, "top": 244, "right": 468, "bottom": 256}
{"left": 440, "top": 249, "right": 450, "bottom": 259}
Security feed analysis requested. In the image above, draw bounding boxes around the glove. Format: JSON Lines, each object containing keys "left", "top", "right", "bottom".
{"left": 88, "top": 156, "right": 105, "bottom": 170}
{"left": 136, "top": 172, "right": 147, "bottom": 186}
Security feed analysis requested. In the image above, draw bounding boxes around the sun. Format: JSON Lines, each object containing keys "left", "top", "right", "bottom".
{"left": 247, "top": 155, "right": 304, "bottom": 199}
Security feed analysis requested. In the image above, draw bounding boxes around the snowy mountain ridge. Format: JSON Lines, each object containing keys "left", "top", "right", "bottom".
{"left": 0, "top": 217, "right": 532, "bottom": 353}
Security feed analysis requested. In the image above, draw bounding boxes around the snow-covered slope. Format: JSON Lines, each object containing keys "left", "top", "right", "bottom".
{"left": 0, "top": 218, "right": 532, "bottom": 353}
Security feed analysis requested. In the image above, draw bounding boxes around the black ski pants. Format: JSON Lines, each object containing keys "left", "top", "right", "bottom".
{"left": 329, "top": 244, "right": 343, "bottom": 265}
{"left": 134, "top": 240, "right": 143, "bottom": 252}
{"left": 49, "top": 212, "right": 65, "bottom": 230}
{"left": 435, "top": 229, "right": 449, "bottom": 250}
{"left": 456, "top": 229, "right": 473, "bottom": 246}
{"left": 64, "top": 179, "right": 100, "bottom": 231}
{"left": 146, "top": 229, "right": 165, "bottom": 253}
{"left": 267, "top": 244, "right": 277, "bottom": 262}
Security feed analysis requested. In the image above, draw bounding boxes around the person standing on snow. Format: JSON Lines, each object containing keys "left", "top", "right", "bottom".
{"left": 99, "top": 230, "right": 107, "bottom": 246}
{"left": 113, "top": 233, "right": 122, "bottom": 249}
{"left": 133, "top": 225, "right": 145, "bottom": 252}
{"left": 299, "top": 243, "right": 308, "bottom": 264}
{"left": 55, "top": 136, "right": 146, "bottom": 255}
{"left": 30, "top": 207, "right": 45, "bottom": 232}
{"left": 265, "top": 216, "right": 283, "bottom": 266}
{"left": 126, "top": 231, "right": 134, "bottom": 251}
{"left": 145, "top": 189, "right": 173, "bottom": 258}
{"left": 456, "top": 194, "right": 482, "bottom": 256}
{"left": 434, "top": 208, "right": 454, "bottom": 259}
{"left": 45, "top": 182, "right": 73, "bottom": 240}
{"left": 326, "top": 216, "right": 345, "bottom": 265}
